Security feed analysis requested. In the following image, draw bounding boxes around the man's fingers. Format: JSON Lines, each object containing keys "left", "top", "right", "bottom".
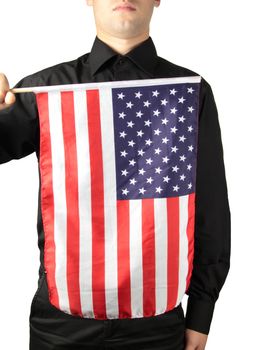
{"left": 0, "top": 73, "right": 16, "bottom": 108}
{"left": 5, "top": 91, "right": 16, "bottom": 105}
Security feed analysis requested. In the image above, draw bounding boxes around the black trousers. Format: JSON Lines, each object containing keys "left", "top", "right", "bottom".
{"left": 29, "top": 274, "right": 186, "bottom": 350}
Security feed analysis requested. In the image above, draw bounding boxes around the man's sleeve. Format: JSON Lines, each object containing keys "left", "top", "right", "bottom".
{"left": 184, "top": 77, "right": 231, "bottom": 335}
{"left": 0, "top": 75, "right": 39, "bottom": 164}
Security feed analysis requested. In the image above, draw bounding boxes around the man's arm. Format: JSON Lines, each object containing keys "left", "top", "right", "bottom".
{"left": 0, "top": 73, "right": 39, "bottom": 164}
{"left": 185, "top": 77, "right": 231, "bottom": 336}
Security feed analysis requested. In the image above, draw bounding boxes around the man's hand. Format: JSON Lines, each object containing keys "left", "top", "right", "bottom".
{"left": 184, "top": 328, "right": 208, "bottom": 350}
{"left": 0, "top": 73, "right": 16, "bottom": 111}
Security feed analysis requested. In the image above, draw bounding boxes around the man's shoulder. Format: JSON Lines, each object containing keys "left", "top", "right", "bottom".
{"left": 14, "top": 52, "right": 90, "bottom": 88}
{"left": 156, "top": 55, "right": 200, "bottom": 77}
{"left": 156, "top": 56, "right": 210, "bottom": 89}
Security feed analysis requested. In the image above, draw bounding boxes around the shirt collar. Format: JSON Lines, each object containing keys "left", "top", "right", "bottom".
{"left": 89, "top": 35, "right": 158, "bottom": 77}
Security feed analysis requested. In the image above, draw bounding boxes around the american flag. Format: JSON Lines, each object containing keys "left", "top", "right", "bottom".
{"left": 35, "top": 76, "right": 201, "bottom": 320}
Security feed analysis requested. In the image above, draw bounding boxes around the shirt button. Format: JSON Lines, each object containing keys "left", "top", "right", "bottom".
{"left": 118, "top": 57, "right": 124, "bottom": 64}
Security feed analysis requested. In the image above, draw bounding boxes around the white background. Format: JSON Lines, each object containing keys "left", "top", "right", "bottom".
{"left": 0, "top": 0, "right": 275, "bottom": 349}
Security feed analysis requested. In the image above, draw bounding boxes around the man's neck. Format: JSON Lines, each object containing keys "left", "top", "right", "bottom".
{"left": 96, "top": 31, "right": 150, "bottom": 55}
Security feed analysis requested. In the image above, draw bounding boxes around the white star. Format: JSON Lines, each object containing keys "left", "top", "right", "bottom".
{"left": 178, "top": 115, "right": 186, "bottom": 123}
{"left": 188, "top": 145, "right": 194, "bottom": 152}
{"left": 121, "top": 169, "right": 128, "bottom": 176}
{"left": 145, "top": 138, "right": 153, "bottom": 146}
{"left": 170, "top": 88, "right": 177, "bottom": 95}
{"left": 122, "top": 188, "right": 129, "bottom": 195}
{"left": 163, "top": 175, "right": 171, "bottom": 183}
{"left": 146, "top": 177, "right": 154, "bottom": 184}
{"left": 127, "top": 121, "right": 135, "bottom": 128}
{"left": 117, "top": 92, "right": 125, "bottom": 100}
{"left": 130, "top": 178, "right": 137, "bottom": 185}
{"left": 119, "top": 131, "right": 127, "bottom": 138}
{"left": 170, "top": 126, "right": 178, "bottom": 134}
{"left": 139, "top": 187, "right": 146, "bottom": 195}
{"left": 180, "top": 154, "right": 186, "bottom": 162}
{"left": 187, "top": 87, "right": 194, "bottom": 94}
{"left": 173, "top": 185, "right": 180, "bottom": 192}
{"left": 136, "top": 110, "right": 144, "bottom": 118}
{"left": 146, "top": 158, "right": 153, "bottom": 165}
{"left": 179, "top": 135, "right": 186, "bottom": 142}
{"left": 178, "top": 96, "right": 186, "bottom": 104}
{"left": 180, "top": 174, "right": 186, "bottom": 181}
{"left": 162, "top": 137, "right": 169, "bottom": 144}
{"left": 188, "top": 106, "right": 194, "bottom": 113}
{"left": 187, "top": 164, "right": 192, "bottom": 170}
{"left": 171, "top": 146, "right": 178, "bottom": 153}
{"left": 135, "top": 91, "right": 143, "bottom": 98}
{"left": 188, "top": 125, "right": 193, "bottom": 132}
{"left": 170, "top": 107, "right": 178, "bottom": 114}
{"left": 137, "top": 130, "right": 144, "bottom": 137}
{"left": 155, "top": 186, "right": 163, "bottom": 194}
{"left": 154, "top": 147, "right": 162, "bottom": 155}
{"left": 139, "top": 168, "right": 146, "bottom": 175}
{"left": 152, "top": 90, "right": 160, "bottom": 97}
{"left": 154, "top": 128, "right": 162, "bottom": 136}
{"left": 155, "top": 167, "right": 162, "bottom": 174}
{"left": 144, "top": 100, "right": 151, "bottom": 107}
{"left": 144, "top": 119, "right": 152, "bottom": 127}
{"left": 153, "top": 109, "right": 161, "bottom": 116}
{"left": 138, "top": 149, "right": 145, "bottom": 156}
{"left": 188, "top": 182, "right": 192, "bottom": 189}
{"left": 161, "top": 99, "right": 168, "bottom": 106}
{"left": 120, "top": 150, "right": 128, "bottom": 157}
{"left": 172, "top": 165, "right": 180, "bottom": 173}
{"left": 119, "top": 112, "right": 126, "bottom": 119}
{"left": 128, "top": 140, "right": 135, "bottom": 147}
{"left": 161, "top": 118, "right": 169, "bottom": 125}
{"left": 162, "top": 156, "right": 170, "bottom": 164}
{"left": 126, "top": 101, "right": 134, "bottom": 109}
{"left": 129, "top": 158, "right": 136, "bottom": 166}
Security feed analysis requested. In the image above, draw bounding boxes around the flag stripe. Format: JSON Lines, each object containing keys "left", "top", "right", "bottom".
{"left": 154, "top": 198, "right": 168, "bottom": 314}
{"left": 177, "top": 194, "right": 189, "bottom": 304}
{"left": 142, "top": 198, "right": 156, "bottom": 316}
{"left": 60, "top": 92, "right": 82, "bottom": 316}
{"left": 37, "top": 93, "right": 59, "bottom": 308}
{"left": 185, "top": 192, "right": 196, "bottom": 292}
{"left": 73, "top": 90, "right": 93, "bottom": 317}
{"left": 129, "top": 199, "right": 143, "bottom": 316}
{"left": 117, "top": 199, "right": 131, "bottom": 318}
{"left": 48, "top": 91, "right": 69, "bottom": 312}
{"left": 86, "top": 90, "right": 106, "bottom": 319}
{"left": 99, "top": 87, "right": 119, "bottom": 319}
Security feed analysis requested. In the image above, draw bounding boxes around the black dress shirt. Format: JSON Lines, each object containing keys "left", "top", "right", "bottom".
{"left": 0, "top": 35, "right": 231, "bottom": 335}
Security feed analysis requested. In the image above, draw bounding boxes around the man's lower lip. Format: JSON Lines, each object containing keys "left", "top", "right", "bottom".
{"left": 115, "top": 7, "right": 136, "bottom": 11}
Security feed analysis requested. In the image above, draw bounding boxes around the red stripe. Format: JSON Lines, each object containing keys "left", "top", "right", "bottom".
{"left": 142, "top": 198, "right": 156, "bottom": 316}
{"left": 117, "top": 199, "right": 131, "bottom": 318}
{"left": 166, "top": 196, "right": 180, "bottom": 311}
{"left": 185, "top": 193, "right": 196, "bottom": 292}
{"left": 36, "top": 93, "right": 59, "bottom": 309}
{"left": 86, "top": 90, "right": 106, "bottom": 319}
{"left": 61, "top": 92, "right": 82, "bottom": 316}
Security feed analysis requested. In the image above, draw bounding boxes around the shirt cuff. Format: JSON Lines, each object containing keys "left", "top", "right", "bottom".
{"left": 185, "top": 296, "right": 215, "bottom": 335}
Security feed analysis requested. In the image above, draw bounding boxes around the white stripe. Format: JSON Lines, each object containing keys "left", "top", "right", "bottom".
{"left": 73, "top": 90, "right": 94, "bottom": 317}
{"left": 48, "top": 91, "right": 69, "bottom": 312}
{"left": 100, "top": 88, "right": 119, "bottom": 318}
{"left": 177, "top": 195, "right": 190, "bottom": 306}
{"left": 154, "top": 198, "right": 168, "bottom": 314}
{"left": 30, "top": 76, "right": 202, "bottom": 93}
{"left": 129, "top": 199, "right": 144, "bottom": 317}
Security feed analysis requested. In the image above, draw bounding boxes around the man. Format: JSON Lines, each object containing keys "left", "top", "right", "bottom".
{"left": 0, "top": 0, "right": 231, "bottom": 349}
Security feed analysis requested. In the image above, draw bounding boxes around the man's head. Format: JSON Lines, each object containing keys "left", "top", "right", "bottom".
{"left": 86, "top": 0, "right": 161, "bottom": 40}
